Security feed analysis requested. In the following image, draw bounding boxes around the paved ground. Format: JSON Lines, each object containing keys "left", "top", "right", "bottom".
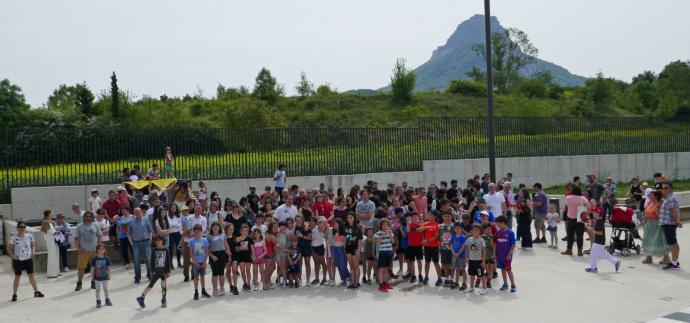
{"left": 1, "top": 223, "right": 689, "bottom": 323}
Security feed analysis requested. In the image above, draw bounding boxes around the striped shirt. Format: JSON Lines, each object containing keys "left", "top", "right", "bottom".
{"left": 374, "top": 231, "right": 393, "bottom": 252}
{"left": 494, "top": 229, "right": 516, "bottom": 261}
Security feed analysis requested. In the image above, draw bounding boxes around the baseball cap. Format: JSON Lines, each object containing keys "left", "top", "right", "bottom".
{"left": 91, "top": 189, "right": 99, "bottom": 193}
{"left": 181, "top": 206, "right": 189, "bottom": 212}
{"left": 480, "top": 210, "right": 489, "bottom": 216}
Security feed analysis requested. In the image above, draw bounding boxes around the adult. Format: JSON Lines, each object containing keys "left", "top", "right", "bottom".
{"left": 190, "top": 204, "right": 208, "bottom": 235}
{"left": 40, "top": 210, "right": 60, "bottom": 278}
{"left": 411, "top": 188, "right": 428, "bottom": 218}
{"left": 333, "top": 197, "right": 350, "bottom": 223}
{"left": 273, "top": 164, "right": 287, "bottom": 198}
{"left": 515, "top": 189, "right": 533, "bottom": 250}
{"left": 94, "top": 209, "right": 110, "bottom": 249}
{"left": 116, "top": 186, "right": 132, "bottom": 209}
{"left": 128, "top": 207, "right": 153, "bottom": 284}
{"left": 356, "top": 190, "right": 376, "bottom": 228}
{"left": 585, "top": 172, "right": 605, "bottom": 202}
{"left": 207, "top": 201, "right": 222, "bottom": 226}
{"left": 102, "top": 190, "right": 121, "bottom": 223}
{"left": 500, "top": 182, "right": 515, "bottom": 229}
{"left": 483, "top": 183, "right": 504, "bottom": 220}
{"left": 628, "top": 177, "right": 644, "bottom": 211}
{"left": 74, "top": 211, "right": 101, "bottom": 291}
{"left": 641, "top": 190, "right": 670, "bottom": 264}
{"left": 9, "top": 221, "right": 44, "bottom": 302}
{"left": 72, "top": 202, "right": 86, "bottom": 225}
{"left": 168, "top": 204, "right": 183, "bottom": 268}
{"left": 166, "top": 179, "right": 192, "bottom": 210}
{"left": 532, "top": 183, "right": 548, "bottom": 243}
{"left": 659, "top": 182, "right": 682, "bottom": 270}
{"left": 562, "top": 186, "right": 589, "bottom": 257}
{"left": 247, "top": 186, "right": 260, "bottom": 214}
{"left": 275, "top": 195, "right": 299, "bottom": 223}
{"left": 480, "top": 174, "right": 490, "bottom": 194}
{"left": 154, "top": 207, "right": 172, "bottom": 248}
{"left": 54, "top": 213, "right": 72, "bottom": 272}
{"left": 225, "top": 202, "right": 249, "bottom": 237}
{"left": 312, "top": 193, "right": 334, "bottom": 223}
{"left": 116, "top": 207, "right": 133, "bottom": 268}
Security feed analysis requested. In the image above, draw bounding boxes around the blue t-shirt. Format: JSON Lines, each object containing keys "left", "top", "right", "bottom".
{"left": 188, "top": 237, "right": 209, "bottom": 264}
{"left": 400, "top": 226, "right": 408, "bottom": 249}
{"left": 473, "top": 210, "right": 495, "bottom": 223}
{"left": 450, "top": 234, "right": 467, "bottom": 258}
{"left": 90, "top": 256, "right": 111, "bottom": 281}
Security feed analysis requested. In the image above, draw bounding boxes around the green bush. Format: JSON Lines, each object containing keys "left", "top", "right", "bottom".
{"left": 518, "top": 80, "right": 547, "bottom": 98}
{"left": 447, "top": 80, "right": 487, "bottom": 97}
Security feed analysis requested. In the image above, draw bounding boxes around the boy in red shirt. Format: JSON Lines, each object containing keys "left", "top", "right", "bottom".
{"left": 406, "top": 214, "right": 424, "bottom": 283}
{"left": 418, "top": 214, "right": 441, "bottom": 285}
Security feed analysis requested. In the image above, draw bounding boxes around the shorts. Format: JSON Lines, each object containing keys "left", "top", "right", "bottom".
{"left": 235, "top": 253, "right": 252, "bottom": 264}
{"left": 312, "top": 245, "right": 325, "bottom": 257}
{"left": 147, "top": 271, "right": 168, "bottom": 288}
{"left": 288, "top": 264, "right": 301, "bottom": 274}
{"left": 12, "top": 259, "right": 34, "bottom": 275}
{"left": 406, "top": 245, "right": 423, "bottom": 261}
{"left": 192, "top": 263, "right": 206, "bottom": 277}
{"left": 299, "top": 243, "right": 312, "bottom": 257}
{"left": 366, "top": 256, "right": 376, "bottom": 261}
{"left": 452, "top": 255, "right": 465, "bottom": 270}
{"left": 424, "top": 246, "right": 439, "bottom": 263}
{"left": 497, "top": 258, "right": 512, "bottom": 271}
{"left": 77, "top": 251, "right": 97, "bottom": 270}
{"left": 164, "top": 164, "right": 173, "bottom": 172}
{"left": 264, "top": 255, "right": 275, "bottom": 261}
{"left": 210, "top": 251, "right": 227, "bottom": 276}
{"left": 377, "top": 251, "right": 393, "bottom": 268}
{"left": 440, "top": 249, "right": 453, "bottom": 265}
{"left": 533, "top": 213, "right": 546, "bottom": 228}
{"left": 547, "top": 225, "right": 558, "bottom": 232}
{"left": 345, "top": 244, "right": 358, "bottom": 255}
{"left": 662, "top": 225, "right": 678, "bottom": 245}
{"left": 467, "top": 260, "right": 483, "bottom": 277}
{"left": 396, "top": 245, "right": 407, "bottom": 254}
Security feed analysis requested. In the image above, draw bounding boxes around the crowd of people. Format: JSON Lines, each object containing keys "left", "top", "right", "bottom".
{"left": 8, "top": 163, "right": 684, "bottom": 309}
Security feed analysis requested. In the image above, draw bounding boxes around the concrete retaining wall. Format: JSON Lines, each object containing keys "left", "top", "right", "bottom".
{"left": 5, "top": 152, "right": 690, "bottom": 221}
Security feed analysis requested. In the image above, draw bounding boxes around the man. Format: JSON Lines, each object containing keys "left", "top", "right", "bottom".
{"left": 74, "top": 211, "right": 101, "bottom": 291}
{"left": 401, "top": 181, "right": 409, "bottom": 192}
{"left": 72, "top": 202, "right": 86, "bottom": 225}
{"left": 653, "top": 172, "right": 664, "bottom": 190}
{"left": 319, "top": 183, "right": 327, "bottom": 195}
{"left": 180, "top": 206, "right": 193, "bottom": 281}
{"left": 273, "top": 164, "right": 287, "bottom": 198}
{"left": 473, "top": 200, "right": 495, "bottom": 223}
{"left": 190, "top": 204, "right": 208, "bottom": 234}
{"left": 247, "top": 186, "right": 260, "bottom": 214}
{"left": 355, "top": 190, "right": 376, "bottom": 228}
{"left": 586, "top": 172, "right": 604, "bottom": 202}
{"left": 144, "top": 195, "right": 160, "bottom": 221}
{"left": 119, "top": 168, "right": 130, "bottom": 183}
{"left": 602, "top": 176, "right": 617, "bottom": 221}
{"left": 9, "top": 221, "right": 45, "bottom": 302}
{"left": 532, "top": 183, "right": 548, "bottom": 243}
{"left": 659, "top": 182, "right": 682, "bottom": 270}
{"left": 102, "top": 190, "right": 121, "bottom": 222}
{"left": 260, "top": 186, "right": 272, "bottom": 201}
{"left": 128, "top": 207, "right": 153, "bottom": 284}
{"left": 276, "top": 195, "right": 298, "bottom": 222}
{"left": 147, "top": 163, "right": 161, "bottom": 180}
{"left": 480, "top": 174, "right": 490, "bottom": 194}
{"left": 446, "top": 180, "right": 459, "bottom": 201}
{"left": 483, "top": 183, "right": 503, "bottom": 221}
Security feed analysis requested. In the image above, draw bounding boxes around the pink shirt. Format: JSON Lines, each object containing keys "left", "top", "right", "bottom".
{"left": 412, "top": 195, "right": 428, "bottom": 216}
{"left": 565, "top": 195, "right": 589, "bottom": 219}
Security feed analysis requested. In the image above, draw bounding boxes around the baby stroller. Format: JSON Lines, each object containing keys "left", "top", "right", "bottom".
{"left": 607, "top": 206, "right": 641, "bottom": 257}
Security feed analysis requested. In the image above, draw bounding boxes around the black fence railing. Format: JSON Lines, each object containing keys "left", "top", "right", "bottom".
{"left": 1, "top": 117, "right": 689, "bottom": 203}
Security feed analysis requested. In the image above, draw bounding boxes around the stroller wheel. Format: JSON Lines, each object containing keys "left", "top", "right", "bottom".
{"left": 635, "top": 246, "right": 641, "bottom": 255}
{"left": 621, "top": 248, "right": 631, "bottom": 257}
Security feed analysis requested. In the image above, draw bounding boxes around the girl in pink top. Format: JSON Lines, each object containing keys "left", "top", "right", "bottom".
{"left": 251, "top": 229, "right": 267, "bottom": 291}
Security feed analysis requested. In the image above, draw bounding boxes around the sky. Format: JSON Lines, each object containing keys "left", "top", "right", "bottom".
{"left": 2, "top": 0, "right": 689, "bottom": 107}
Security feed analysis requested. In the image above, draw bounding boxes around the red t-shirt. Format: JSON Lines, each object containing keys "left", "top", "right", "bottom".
{"left": 408, "top": 223, "right": 423, "bottom": 246}
{"left": 421, "top": 221, "right": 440, "bottom": 247}
{"left": 102, "top": 199, "right": 121, "bottom": 220}
{"left": 312, "top": 201, "right": 334, "bottom": 218}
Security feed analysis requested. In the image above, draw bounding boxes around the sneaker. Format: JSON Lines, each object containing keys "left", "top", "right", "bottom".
{"left": 464, "top": 288, "right": 475, "bottom": 294}
{"left": 311, "top": 279, "right": 320, "bottom": 285}
{"left": 347, "top": 283, "right": 356, "bottom": 289}
{"left": 11, "top": 294, "right": 17, "bottom": 302}
{"left": 409, "top": 276, "right": 417, "bottom": 283}
{"left": 500, "top": 283, "right": 509, "bottom": 291}
{"left": 478, "top": 288, "right": 487, "bottom": 295}
{"left": 532, "top": 238, "right": 541, "bottom": 244}
{"left": 458, "top": 284, "right": 467, "bottom": 291}
{"left": 63, "top": 267, "right": 70, "bottom": 272}
{"left": 378, "top": 285, "right": 388, "bottom": 293}
{"left": 231, "top": 286, "right": 239, "bottom": 295}
{"left": 136, "top": 296, "right": 146, "bottom": 308}
{"left": 253, "top": 283, "right": 259, "bottom": 291}
{"left": 320, "top": 279, "right": 328, "bottom": 286}
{"left": 201, "top": 290, "right": 211, "bottom": 298}
{"left": 584, "top": 268, "right": 598, "bottom": 273}
{"left": 615, "top": 260, "right": 621, "bottom": 272}
{"left": 339, "top": 281, "right": 347, "bottom": 287}
{"left": 450, "top": 282, "right": 458, "bottom": 289}
{"left": 33, "top": 291, "right": 44, "bottom": 298}
{"left": 242, "top": 284, "right": 250, "bottom": 291}
{"left": 510, "top": 285, "right": 517, "bottom": 293}
{"left": 96, "top": 300, "right": 102, "bottom": 308}
{"left": 75, "top": 281, "right": 82, "bottom": 291}
{"left": 663, "top": 262, "right": 680, "bottom": 270}
{"left": 161, "top": 298, "right": 167, "bottom": 308}
{"left": 183, "top": 276, "right": 190, "bottom": 282}
{"left": 219, "top": 288, "right": 226, "bottom": 296}
{"left": 422, "top": 276, "right": 429, "bottom": 285}
{"left": 105, "top": 298, "right": 112, "bottom": 306}
{"left": 486, "top": 281, "right": 492, "bottom": 289}
{"left": 541, "top": 237, "right": 547, "bottom": 243}
{"left": 91, "top": 281, "right": 96, "bottom": 290}
{"left": 384, "top": 282, "right": 394, "bottom": 290}
{"left": 435, "top": 278, "right": 443, "bottom": 287}
{"left": 193, "top": 291, "right": 199, "bottom": 300}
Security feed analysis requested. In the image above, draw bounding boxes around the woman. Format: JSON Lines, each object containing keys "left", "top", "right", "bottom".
{"left": 344, "top": 213, "right": 362, "bottom": 289}
{"left": 225, "top": 203, "right": 248, "bottom": 237}
{"left": 333, "top": 197, "right": 350, "bottom": 223}
{"left": 259, "top": 195, "right": 274, "bottom": 219}
{"left": 515, "top": 189, "right": 533, "bottom": 251}
{"left": 629, "top": 177, "right": 644, "bottom": 211}
{"left": 154, "top": 207, "right": 172, "bottom": 247}
{"left": 294, "top": 216, "right": 313, "bottom": 285}
{"left": 562, "top": 186, "right": 589, "bottom": 256}
{"left": 207, "top": 201, "right": 222, "bottom": 226}
{"left": 230, "top": 224, "right": 253, "bottom": 292}
{"left": 40, "top": 210, "right": 60, "bottom": 278}
{"left": 168, "top": 204, "right": 183, "bottom": 268}
{"left": 641, "top": 190, "right": 670, "bottom": 264}
{"left": 240, "top": 197, "right": 256, "bottom": 225}
{"left": 347, "top": 185, "right": 360, "bottom": 209}
{"left": 300, "top": 198, "right": 314, "bottom": 223}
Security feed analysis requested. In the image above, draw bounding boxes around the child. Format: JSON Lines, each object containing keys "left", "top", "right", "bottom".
{"left": 438, "top": 211, "right": 455, "bottom": 287}
{"left": 494, "top": 215, "right": 517, "bottom": 292}
{"left": 251, "top": 229, "right": 267, "bottom": 291}
{"left": 461, "top": 224, "right": 487, "bottom": 295}
{"left": 189, "top": 224, "right": 211, "bottom": 300}
{"left": 374, "top": 219, "right": 395, "bottom": 292}
{"left": 450, "top": 223, "right": 467, "bottom": 290}
{"left": 481, "top": 223, "right": 496, "bottom": 289}
{"left": 208, "top": 222, "right": 230, "bottom": 296}
{"left": 137, "top": 236, "right": 171, "bottom": 308}
{"left": 585, "top": 210, "right": 622, "bottom": 273}
{"left": 164, "top": 146, "right": 174, "bottom": 178}
{"left": 275, "top": 222, "right": 288, "bottom": 288}
{"left": 287, "top": 235, "right": 302, "bottom": 288}
{"left": 418, "top": 213, "right": 441, "bottom": 286}
{"left": 265, "top": 223, "right": 278, "bottom": 289}
{"left": 88, "top": 189, "right": 102, "bottom": 214}
{"left": 223, "top": 223, "right": 239, "bottom": 295}
{"left": 91, "top": 243, "right": 112, "bottom": 308}
{"left": 252, "top": 215, "right": 267, "bottom": 238}
{"left": 363, "top": 227, "right": 376, "bottom": 285}
{"left": 545, "top": 203, "right": 561, "bottom": 249}
{"left": 406, "top": 213, "right": 424, "bottom": 283}
{"left": 230, "top": 224, "right": 253, "bottom": 292}
{"left": 9, "top": 221, "right": 45, "bottom": 302}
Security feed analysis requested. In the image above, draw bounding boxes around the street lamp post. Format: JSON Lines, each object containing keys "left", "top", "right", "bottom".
{"left": 484, "top": 0, "right": 497, "bottom": 183}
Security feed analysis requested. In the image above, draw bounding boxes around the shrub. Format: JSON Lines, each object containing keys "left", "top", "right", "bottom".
{"left": 447, "top": 80, "right": 487, "bottom": 97}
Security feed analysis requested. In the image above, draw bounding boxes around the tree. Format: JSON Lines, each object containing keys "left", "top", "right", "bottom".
{"left": 0, "top": 79, "right": 30, "bottom": 128}
{"left": 111, "top": 72, "right": 119, "bottom": 119}
{"left": 296, "top": 72, "right": 315, "bottom": 98}
{"left": 47, "top": 84, "right": 79, "bottom": 113}
{"left": 73, "top": 82, "right": 95, "bottom": 118}
{"left": 472, "top": 28, "right": 539, "bottom": 92}
{"left": 315, "top": 83, "right": 338, "bottom": 97}
{"left": 656, "top": 60, "right": 690, "bottom": 116}
{"left": 389, "top": 58, "right": 416, "bottom": 104}
{"left": 252, "top": 67, "right": 283, "bottom": 104}
{"left": 465, "top": 67, "right": 486, "bottom": 82}
{"left": 582, "top": 73, "right": 619, "bottom": 113}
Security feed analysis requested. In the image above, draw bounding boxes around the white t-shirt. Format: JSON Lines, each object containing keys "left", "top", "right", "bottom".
{"left": 275, "top": 204, "right": 298, "bottom": 222}
{"left": 190, "top": 215, "right": 208, "bottom": 235}
{"left": 483, "top": 192, "right": 504, "bottom": 216}
{"left": 207, "top": 212, "right": 221, "bottom": 226}
{"left": 95, "top": 218, "right": 110, "bottom": 242}
{"left": 274, "top": 170, "right": 286, "bottom": 188}
{"left": 88, "top": 196, "right": 102, "bottom": 213}
{"left": 311, "top": 227, "right": 325, "bottom": 247}
{"left": 169, "top": 216, "right": 182, "bottom": 233}
{"left": 129, "top": 175, "right": 139, "bottom": 182}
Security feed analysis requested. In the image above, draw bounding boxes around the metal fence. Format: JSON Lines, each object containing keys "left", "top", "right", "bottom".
{"left": 1, "top": 117, "right": 689, "bottom": 203}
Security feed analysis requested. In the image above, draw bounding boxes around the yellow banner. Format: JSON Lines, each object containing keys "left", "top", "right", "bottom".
{"left": 125, "top": 178, "right": 177, "bottom": 190}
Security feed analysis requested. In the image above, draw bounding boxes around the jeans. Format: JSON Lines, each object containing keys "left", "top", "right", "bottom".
{"left": 168, "top": 232, "right": 182, "bottom": 266}
{"left": 59, "top": 244, "right": 69, "bottom": 269}
{"left": 333, "top": 246, "right": 350, "bottom": 282}
{"left": 132, "top": 240, "right": 152, "bottom": 282}
{"left": 517, "top": 213, "right": 532, "bottom": 248}
{"left": 566, "top": 218, "right": 585, "bottom": 250}
{"left": 119, "top": 238, "right": 132, "bottom": 265}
